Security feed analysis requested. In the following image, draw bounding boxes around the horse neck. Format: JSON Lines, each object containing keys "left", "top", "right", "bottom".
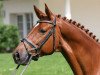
{"left": 59, "top": 21, "right": 100, "bottom": 75}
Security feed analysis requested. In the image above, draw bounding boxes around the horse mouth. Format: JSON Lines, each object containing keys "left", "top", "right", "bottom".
{"left": 32, "top": 54, "right": 39, "bottom": 61}
{"left": 13, "top": 53, "right": 29, "bottom": 65}
{"left": 13, "top": 53, "right": 40, "bottom": 65}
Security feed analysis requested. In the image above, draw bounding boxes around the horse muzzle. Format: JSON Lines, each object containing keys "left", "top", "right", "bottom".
{"left": 13, "top": 50, "right": 39, "bottom": 65}
{"left": 13, "top": 51, "right": 30, "bottom": 65}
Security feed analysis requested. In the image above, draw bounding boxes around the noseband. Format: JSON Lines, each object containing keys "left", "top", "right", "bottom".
{"left": 12, "top": 18, "right": 56, "bottom": 75}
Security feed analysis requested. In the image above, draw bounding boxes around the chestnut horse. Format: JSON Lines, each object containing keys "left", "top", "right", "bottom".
{"left": 13, "top": 4, "right": 100, "bottom": 75}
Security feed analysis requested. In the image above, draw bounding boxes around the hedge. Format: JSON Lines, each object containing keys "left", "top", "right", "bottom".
{"left": 0, "top": 24, "right": 20, "bottom": 53}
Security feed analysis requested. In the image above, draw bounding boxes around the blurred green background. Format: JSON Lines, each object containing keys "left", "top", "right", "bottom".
{"left": 0, "top": 53, "right": 73, "bottom": 75}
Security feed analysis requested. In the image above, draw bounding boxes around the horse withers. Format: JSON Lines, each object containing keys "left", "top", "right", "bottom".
{"left": 13, "top": 4, "right": 100, "bottom": 75}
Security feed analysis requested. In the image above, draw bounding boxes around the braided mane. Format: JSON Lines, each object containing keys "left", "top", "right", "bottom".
{"left": 57, "top": 14, "right": 99, "bottom": 43}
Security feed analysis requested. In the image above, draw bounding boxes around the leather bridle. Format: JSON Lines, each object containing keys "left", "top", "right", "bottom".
{"left": 21, "top": 18, "right": 56, "bottom": 61}
{"left": 12, "top": 17, "right": 56, "bottom": 75}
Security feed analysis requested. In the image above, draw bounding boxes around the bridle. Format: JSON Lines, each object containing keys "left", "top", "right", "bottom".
{"left": 12, "top": 17, "right": 56, "bottom": 75}
{"left": 21, "top": 17, "right": 56, "bottom": 60}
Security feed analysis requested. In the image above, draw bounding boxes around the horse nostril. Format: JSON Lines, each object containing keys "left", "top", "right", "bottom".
{"left": 15, "top": 52, "right": 20, "bottom": 61}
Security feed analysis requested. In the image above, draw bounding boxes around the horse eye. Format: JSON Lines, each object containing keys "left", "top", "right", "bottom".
{"left": 40, "top": 29, "right": 46, "bottom": 33}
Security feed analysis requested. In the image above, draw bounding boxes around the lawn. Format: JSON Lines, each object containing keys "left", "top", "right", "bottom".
{"left": 0, "top": 53, "right": 73, "bottom": 75}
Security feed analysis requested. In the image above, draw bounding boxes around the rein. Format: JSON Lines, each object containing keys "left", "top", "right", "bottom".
{"left": 12, "top": 18, "right": 56, "bottom": 75}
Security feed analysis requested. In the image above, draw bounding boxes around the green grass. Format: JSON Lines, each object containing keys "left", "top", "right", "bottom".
{"left": 0, "top": 53, "right": 73, "bottom": 75}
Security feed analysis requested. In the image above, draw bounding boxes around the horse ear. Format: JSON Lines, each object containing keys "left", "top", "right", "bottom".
{"left": 34, "top": 5, "right": 47, "bottom": 19}
{"left": 45, "top": 3, "right": 54, "bottom": 20}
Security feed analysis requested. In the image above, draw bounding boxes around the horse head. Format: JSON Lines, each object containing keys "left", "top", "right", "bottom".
{"left": 13, "top": 4, "right": 63, "bottom": 65}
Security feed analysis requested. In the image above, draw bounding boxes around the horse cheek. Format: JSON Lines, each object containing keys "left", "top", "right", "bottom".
{"left": 41, "top": 36, "right": 53, "bottom": 54}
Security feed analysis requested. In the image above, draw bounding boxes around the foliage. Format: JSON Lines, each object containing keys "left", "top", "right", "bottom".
{"left": 0, "top": 53, "right": 73, "bottom": 75}
{"left": 0, "top": 24, "right": 20, "bottom": 53}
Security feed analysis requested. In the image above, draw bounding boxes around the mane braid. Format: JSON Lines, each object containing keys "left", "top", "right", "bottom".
{"left": 60, "top": 16, "right": 99, "bottom": 43}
